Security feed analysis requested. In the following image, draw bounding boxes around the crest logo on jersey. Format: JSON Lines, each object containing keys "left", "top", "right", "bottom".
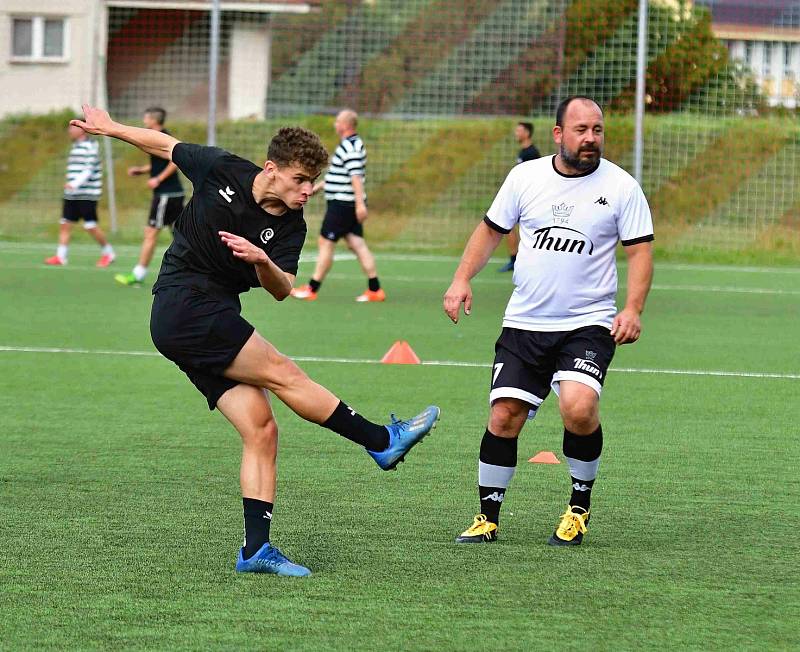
{"left": 260, "top": 228, "right": 274, "bottom": 243}
{"left": 552, "top": 202, "right": 574, "bottom": 218}
{"left": 531, "top": 226, "right": 594, "bottom": 255}
{"left": 218, "top": 186, "right": 235, "bottom": 203}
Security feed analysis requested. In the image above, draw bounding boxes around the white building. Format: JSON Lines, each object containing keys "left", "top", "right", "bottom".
{"left": 0, "top": 0, "right": 317, "bottom": 119}
{"left": 708, "top": 0, "right": 800, "bottom": 108}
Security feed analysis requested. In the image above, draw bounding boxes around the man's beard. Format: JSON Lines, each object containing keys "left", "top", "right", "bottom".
{"left": 560, "top": 143, "right": 601, "bottom": 172}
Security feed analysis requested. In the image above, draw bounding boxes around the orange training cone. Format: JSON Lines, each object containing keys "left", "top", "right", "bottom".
{"left": 528, "top": 451, "right": 560, "bottom": 464}
{"left": 381, "top": 340, "right": 421, "bottom": 364}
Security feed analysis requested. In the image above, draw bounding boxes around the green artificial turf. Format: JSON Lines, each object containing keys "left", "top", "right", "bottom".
{"left": 1, "top": 243, "right": 798, "bottom": 650}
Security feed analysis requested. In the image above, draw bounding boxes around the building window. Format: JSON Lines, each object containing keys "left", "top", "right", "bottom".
{"left": 763, "top": 42, "right": 772, "bottom": 77}
{"left": 745, "top": 41, "right": 753, "bottom": 64}
{"left": 10, "top": 16, "right": 68, "bottom": 62}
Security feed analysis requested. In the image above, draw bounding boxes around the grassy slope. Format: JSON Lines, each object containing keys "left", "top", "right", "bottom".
{"left": 1, "top": 113, "right": 798, "bottom": 262}
{"left": 0, "top": 249, "right": 798, "bottom": 649}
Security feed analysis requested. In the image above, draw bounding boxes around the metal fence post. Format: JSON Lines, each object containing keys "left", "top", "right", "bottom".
{"left": 634, "top": 0, "right": 648, "bottom": 185}
{"left": 208, "top": 0, "right": 221, "bottom": 146}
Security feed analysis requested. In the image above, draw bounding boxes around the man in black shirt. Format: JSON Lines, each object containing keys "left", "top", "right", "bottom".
{"left": 498, "top": 121, "right": 541, "bottom": 273}
{"left": 72, "top": 105, "right": 440, "bottom": 578}
{"left": 116, "top": 107, "right": 185, "bottom": 287}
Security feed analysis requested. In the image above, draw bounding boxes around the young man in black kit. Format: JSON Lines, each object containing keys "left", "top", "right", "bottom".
{"left": 72, "top": 105, "right": 440, "bottom": 577}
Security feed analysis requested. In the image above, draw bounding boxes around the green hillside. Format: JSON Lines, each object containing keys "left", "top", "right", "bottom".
{"left": 1, "top": 112, "right": 797, "bottom": 262}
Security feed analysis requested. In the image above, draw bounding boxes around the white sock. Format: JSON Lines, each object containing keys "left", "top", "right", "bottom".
{"left": 102, "top": 243, "right": 114, "bottom": 256}
{"left": 57, "top": 245, "right": 68, "bottom": 261}
{"left": 133, "top": 264, "right": 147, "bottom": 282}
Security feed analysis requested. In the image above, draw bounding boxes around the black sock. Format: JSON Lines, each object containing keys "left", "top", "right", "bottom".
{"left": 242, "top": 497, "right": 273, "bottom": 559}
{"left": 309, "top": 279, "right": 321, "bottom": 292}
{"left": 563, "top": 425, "right": 603, "bottom": 511}
{"left": 322, "top": 401, "right": 390, "bottom": 451}
{"left": 478, "top": 430, "right": 518, "bottom": 526}
{"left": 368, "top": 277, "right": 380, "bottom": 292}
{"left": 509, "top": 255, "right": 516, "bottom": 264}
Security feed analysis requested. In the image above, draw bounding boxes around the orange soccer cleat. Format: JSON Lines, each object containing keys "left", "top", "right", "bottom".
{"left": 290, "top": 284, "right": 318, "bottom": 301}
{"left": 96, "top": 253, "right": 115, "bottom": 268}
{"left": 355, "top": 288, "right": 386, "bottom": 303}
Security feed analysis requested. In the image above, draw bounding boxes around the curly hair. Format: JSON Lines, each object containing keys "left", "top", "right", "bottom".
{"left": 267, "top": 127, "right": 328, "bottom": 177}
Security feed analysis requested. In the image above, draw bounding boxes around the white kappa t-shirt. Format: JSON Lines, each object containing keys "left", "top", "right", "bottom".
{"left": 485, "top": 156, "right": 654, "bottom": 332}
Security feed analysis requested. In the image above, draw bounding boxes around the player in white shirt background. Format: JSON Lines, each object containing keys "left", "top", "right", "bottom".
{"left": 444, "top": 96, "right": 654, "bottom": 546}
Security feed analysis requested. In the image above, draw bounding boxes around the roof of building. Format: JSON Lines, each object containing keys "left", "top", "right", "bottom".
{"left": 701, "top": 0, "right": 800, "bottom": 28}
{"left": 105, "top": 0, "right": 319, "bottom": 13}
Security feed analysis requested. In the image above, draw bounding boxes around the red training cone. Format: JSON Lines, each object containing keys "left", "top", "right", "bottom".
{"left": 528, "top": 451, "right": 560, "bottom": 464}
{"left": 381, "top": 340, "right": 421, "bottom": 364}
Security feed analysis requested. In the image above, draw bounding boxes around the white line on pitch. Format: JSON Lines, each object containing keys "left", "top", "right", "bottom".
{"left": 3, "top": 242, "right": 799, "bottom": 274}
{"left": 2, "top": 262, "right": 796, "bottom": 295}
{"left": 1, "top": 344, "right": 797, "bottom": 380}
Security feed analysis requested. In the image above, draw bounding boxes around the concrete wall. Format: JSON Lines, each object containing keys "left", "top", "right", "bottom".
{"left": 0, "top": 0, "right": 100, "bottom": 117}
{"left": 229, "top": 21, "right": 270, "bottom": 120}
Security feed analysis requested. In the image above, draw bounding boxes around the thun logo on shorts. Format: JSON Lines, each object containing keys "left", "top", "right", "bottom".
{"left": 573, "top": 357, "right": 602, "bottom": 379}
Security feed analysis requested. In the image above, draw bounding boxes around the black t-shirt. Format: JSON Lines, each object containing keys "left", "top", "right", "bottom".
{"left": 153, "top": 143, "right": 307, "bottom": 296}
{"left": 517, "top": 144, "right": 541, "bottom": 164}
{"left": 150, "top": 129, "right": 184, "bottom": 195}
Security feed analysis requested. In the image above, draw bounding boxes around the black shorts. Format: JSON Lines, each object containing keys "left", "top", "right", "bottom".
{"left": 320, "top": 200, "right": 363, "bottom": 241}
{"left": 490, "top": 326, "right": 616, "bottom": 419}
{"left": 62, "top": 199, "right": 98, "bottom": 224}
{"left": 148, "top": 194, "right": 184, "bottom": 229}
{"left": 150, "top": 285, "right": 255, "bottom": 410}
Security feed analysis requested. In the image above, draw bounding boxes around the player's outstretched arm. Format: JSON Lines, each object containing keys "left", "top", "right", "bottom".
{"left": 443, "top": 221, "right": 503, "bottom": 323}
{"left": 71, "top": 104, "right": 180, "bottom": 161}
{"left": 611, "top": 241, "right": 653, "bottom": 344}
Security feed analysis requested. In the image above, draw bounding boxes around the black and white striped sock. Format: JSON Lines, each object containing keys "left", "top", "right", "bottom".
{"left": 563, "top": 425, "right": 603, "bottom": 511}
{"left": 477, "top": 429, "right": 518, "bottom": 525}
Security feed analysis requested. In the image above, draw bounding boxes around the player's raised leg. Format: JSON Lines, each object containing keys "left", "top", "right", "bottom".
{"left": 548, "top": 380, "right": 602, "bottom": 546}
{"left": 224, "top": 331, "right": 439, "bottom": 470}
{"left": 456, "top": 398, "right": 528, "bottom": 543}
{"left": 346, "top": 233, "right": 384, "bottom": 302}
{"left": 217, "top": 383, "right": 311, "bottom": 576}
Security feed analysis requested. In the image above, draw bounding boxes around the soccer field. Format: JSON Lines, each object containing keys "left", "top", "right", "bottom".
{"left": 1, "top": 242, "right": 798, "bottom": 650}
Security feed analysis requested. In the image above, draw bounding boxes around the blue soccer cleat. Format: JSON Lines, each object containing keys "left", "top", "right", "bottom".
{"left": 235, "top": 542, "right": 311, "bottom": 577}
{"left": 368, "top": 405, "right": 441, "bottom": 471}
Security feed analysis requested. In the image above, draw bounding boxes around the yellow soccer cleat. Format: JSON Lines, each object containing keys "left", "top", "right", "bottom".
{"left": 455, "top": 514, "right": 497, "bottom": 544}
{"left": 548, "top": 505, "right": 590, "bottom": 546}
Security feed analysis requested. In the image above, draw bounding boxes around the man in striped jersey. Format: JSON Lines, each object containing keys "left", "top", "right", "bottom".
{"left": 116, "top": 107, "right": 184, "bottom": 287}
{"left": 45, "top": 121, "right": 115, "bottom": 267}
{"left": 291, "top": 109, "right": 384, "bottom": 302}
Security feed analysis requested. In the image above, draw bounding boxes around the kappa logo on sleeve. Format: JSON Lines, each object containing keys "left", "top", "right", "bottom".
{"left": 218, "top": 186, "right": 236, "bottom": 203}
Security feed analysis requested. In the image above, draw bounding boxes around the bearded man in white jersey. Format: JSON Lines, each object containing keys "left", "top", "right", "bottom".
{"left": 444, "top": 96, "right": 654, "bottom": 546}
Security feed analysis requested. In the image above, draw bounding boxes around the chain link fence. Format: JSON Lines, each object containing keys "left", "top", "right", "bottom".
{"left": 2, "top": 0, "right": 798, "bottom": 259}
